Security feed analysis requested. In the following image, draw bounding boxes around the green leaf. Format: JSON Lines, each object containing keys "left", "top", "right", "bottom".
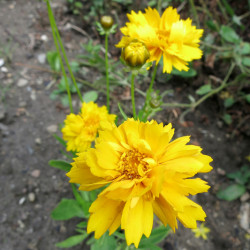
{"left": 49, "top": 160, "right": 72, "bottom": 171}
{"left": 83, "top": 91, "right": 98, "bottom": 103}
{"left": 224, "top": 97, "right": 234, "bottom": 108}
{"left": 245, "top": 94, "right": 250, "bottom": 103}
{"left": 90, "top": 233, "right": 117, "bottom": 250}
{"left": 77, "top": 221, "right": 87, "bottom": 228}
{"left": 46, "top": 51, "right": 61, "bottom": 72}
{"left": 206, "top": 20, "right": 218, "bottom": 31}
{"left": 51, "top": 199, "right": 85, "bottom": 220}
{"left": 242, "top": 57, "right": 250, "bottom": 67}
{"left": 196, "top": 84, "right": 212, "bottom": 95}
{"left": 53, "top": 134, "right": 67, "bottom": 147}
{"left": 70, "top": 61, "right": 80, "bottom": 72}
{"left": 61, "top": 95, "right": 70, "bottom": 107}
{"left": 221, "top": 0, "right": 234, "bottom": 16}
{"left": 220, "top": 25, "right": 240, "bottom": 44}
{"left": 172, "top": 67, "right": 197, "bottom": 78}
{"left": 118, "top": 103, "right": 128, "bottom": 120}
{"left": 222, "top": 113, "right": 232, "bottom": 125}
{"left": 216, "top": 184, "right": 246, "bottom": 201}
{"left": 56, "top": 233, "right": 87, "bottom": 248}
{"left": 238, "top": 42, "right": 250, "bottom": 55}
{"left": 139, "top": 225, "right": 171, "bottom": 247}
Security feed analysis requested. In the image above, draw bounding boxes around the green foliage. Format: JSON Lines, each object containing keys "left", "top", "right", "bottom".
{"left": 216, "top": 165, "right": 250, "bottom": 201}
{"left": 83, "top": 90, "right": 98, "bottom": 103}
{"left": 67, "top": 0, "right": 84, "bottom": 15}
{"left": 51, "top": 199, "right": 85, "bottom": 220}
{"left": 196, "top": 84, "right": 212, "bottom": 95}
{"left": 47, "top": 51, "right": 61, "bottom": 72}
{"left": 56, "top": 233, "right": 88, "bottom": 248}
{"left": 222, "top": 113, "right": 232, "bottom": 125}
{"left": 49, "top": 160, "right": 72, "bottom": 171}
{"left": 49, "top": 76, "right": 82, "bottom": 106}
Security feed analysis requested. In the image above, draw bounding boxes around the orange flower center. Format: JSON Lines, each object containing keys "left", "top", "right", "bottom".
{"left": 118, "top": 149, "right": 149, "bottom": 180}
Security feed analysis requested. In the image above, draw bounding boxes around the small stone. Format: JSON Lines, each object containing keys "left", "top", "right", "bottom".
{"left": 217, "top": 168, "right": 226, "bottom": 176}
{"left": 35, "top": 138, "right": 41, "bottom": 145}
{"left": 46, "top": 124, "right": 58, "bottom": 133}
{"left": 17, "top": 220, "right": 25, "bottom": 229}
{"left": 40, "top": 34, "right": 48, "bottom": 42}
{"left": 19, "top": 197, "right": 26, "bottom": 205}
{"left": 30, "top": 90, "right": 36, "bottom": 101}
{"left": 28, "top": 193, "right": 36, "bottom": 202}
{"left": 1, "top": 67, "right": 8, "bottom": 73}
{"left": 31, "top": 169, "right": 40, "bottom": 178}
{"left": 17, "top": 78, "right": 28, "bottom": 87}
{"left": 239, "top": 202, "right": 249, "bottom": 232}
{"left": 0, "top": 105, "right": 6, "bottom": 121}
{"left": 37, "top": 53, "right": 46, "bottom": 64}
{"left": 0, "top": 58, "right": 4, "bottom": 67}
{"left": 19, "top": 101, "right": 27, "bottom": 107}
{"left": 240, "top": 192, "right": 250, "bottom": 202}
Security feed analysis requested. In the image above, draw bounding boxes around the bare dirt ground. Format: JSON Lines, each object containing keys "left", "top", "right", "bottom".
{"left": 0, "top": 1, "right": 249, "bottom": 250}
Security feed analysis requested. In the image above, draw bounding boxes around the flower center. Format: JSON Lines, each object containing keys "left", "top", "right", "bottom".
{"left": 156, "top": 29, "right": 169, "bottom": 41}
{"left": 118, "top": 149, "right": 149, "bottom": 180}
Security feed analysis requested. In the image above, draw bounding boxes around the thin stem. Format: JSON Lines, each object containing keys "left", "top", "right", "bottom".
{"left": 47, "top": 1, "right": 73, "bottom": 113}
{"left": 47, "top": 1, "right": 83, "bottom": 103}
{"left": 200, "top": 41, "right": 233, "bottom": 51}
{"left": 105, "top": 33, "right": 110, "bottom": 111}
{"left": 180, "top": 62, "right": 236, "bottom": 121}
{"left": 148, "top": 64, "right": 158, "bottom": 96}
{"left": 131, "top": 73, "right": 136, "bottom": 119}
{"left": 157, "top": 0, "right": 162, "bottom": 14}
{"left": 189, "top": 0, "right": 200, "bottom": 28}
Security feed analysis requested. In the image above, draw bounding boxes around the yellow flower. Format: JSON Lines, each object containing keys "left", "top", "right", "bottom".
{"left": 192, "top": 223, "right": 210, "bottom": 240}
{"left": 61, "top": 102, "right": 116, "bottom": 152}
{"left": 67, "top": 119, "right": 212, "bottom": 247}
{"left": 116, "top": 7, "right": 203, "bottom": 73}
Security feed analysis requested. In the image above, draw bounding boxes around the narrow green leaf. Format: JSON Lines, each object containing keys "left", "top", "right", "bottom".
{"left": 118, "top": 103, "right": 128, "bottom": 120}
{"left": 172, "top": 67, "right": 197, "bottom": 78}
{"left": 90, "top": 233, "right": 117, "bottom": 250}
{"left": 221, "top": 0, "right": 234, "bottom": 16}
{"left": 222, "top": 113, "right": 232, "bottom": 125}
{"left": 139, "top": 225, "right": 171, "bottom": 247}
{"left": 51, "top": 199, "right": 85, "bottom": 220}
{"left": 196, "top": 84, "right": 212, "bottom": 95}
{"left": 77, "top": 221, "right": 87, "bottom": 228}
{"left": 245, "top": 94, "right": 250, "bottom": 103}
{"left": 220, "top": 25, "right": 240, "bottom": 44}
{"left": 56, "top": 233, "right": 87, "bottom": 248}
{"left": 224, "top": 97, "right": 234, "bottom": 108}
{"left": 49, "top": 160, "right": 72, "bottom": 171}
{"left": 206, "top": 20, "right": 218, "bottom": 31}
{"left": 239, "top": 42, "right": 250, "bottom": 55}
{"left": 216, "top": 184, "right": 246, "bottom": 201}
{"left": 53, "top": 134, "right": 67, "bottom": 147}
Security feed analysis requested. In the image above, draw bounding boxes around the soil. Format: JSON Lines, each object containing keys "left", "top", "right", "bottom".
{"left": 0, "top": 1, "right": 249, "bottom": 250}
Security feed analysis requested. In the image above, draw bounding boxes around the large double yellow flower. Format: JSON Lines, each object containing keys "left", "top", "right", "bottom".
{"left": 116, "top": 7, "right": 203, "bottom": 73}
{"left": 62, "top": 102, "right": 116, "bottom": 152}
{"left": 67, "top": 119, "right": 212, "bottom": 247}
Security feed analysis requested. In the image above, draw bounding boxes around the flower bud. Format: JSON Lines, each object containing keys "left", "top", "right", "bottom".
{"left": 122, "top": 40, "right": 150, "bottom": 68}
{"left": 100, "top": 16, "right": 114, "bottom": 30}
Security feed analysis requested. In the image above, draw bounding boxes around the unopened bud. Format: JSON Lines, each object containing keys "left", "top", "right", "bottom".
{"left": 122, "top": 40, "right": 150, "bottom": 68}
{"left": 100, "top": 16, "right": 114, "bottom": 30}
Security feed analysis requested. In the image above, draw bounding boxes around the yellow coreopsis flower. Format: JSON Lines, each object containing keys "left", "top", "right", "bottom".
{"left": 116, "top": 7, "right": 203, "bottom": 73}
{"left": 192, "top": 223, "right": 210, "bottom": 240}
{"left": 67, "top": 118, "right": 212, "bottom": 247}
{"left": 61, "top": 101, "right": 116, "bottom": 152}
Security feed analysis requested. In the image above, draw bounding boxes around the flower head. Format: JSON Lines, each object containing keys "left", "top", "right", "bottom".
{"left": 61, "top": 102, "right": 116, "bottom": 152}
{"left": 121, "top": 39, "right": 150, "bottom": 68}
{"left": 192, "top": 223, "right": 210, "bottom": 240}
{"left": 100, "top": 15, "right": 114, "bottom": 30}
{"left": 67, "top": 119, "right": 212, "bottom": 247}
{"left": 116, "top": 7, "right": 203, "bottom": 73}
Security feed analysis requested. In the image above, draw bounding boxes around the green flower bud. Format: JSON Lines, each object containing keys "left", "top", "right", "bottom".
{"left": 100, "top": 16, "right": 114, "bottom": 30}
{"left": 122, "top": 40, "right": 150, "bottom": 68}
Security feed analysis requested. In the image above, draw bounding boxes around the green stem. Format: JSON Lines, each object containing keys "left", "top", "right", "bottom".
{"left": 157, "top": 0, "right": 162, "bottom": 14}
{"left": 180, "top": 62, "right": 235, "bottom": 121}
{"left": 47, "top": 0, "right": 83, "bottom": 103}
{"left": 148, "top": 64, "right": 158, "bottom": 96}
{"left": 105, "top": 33, "right": 110, "bottom": 111}
{"left": 47, "top": 1, "right": 73, "bottom": 113}
{"left": 131, "top": 73, "right": 136, "bottom": 119}
{"left": 189, "top": 0, "right": 200, "bottom": 28}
